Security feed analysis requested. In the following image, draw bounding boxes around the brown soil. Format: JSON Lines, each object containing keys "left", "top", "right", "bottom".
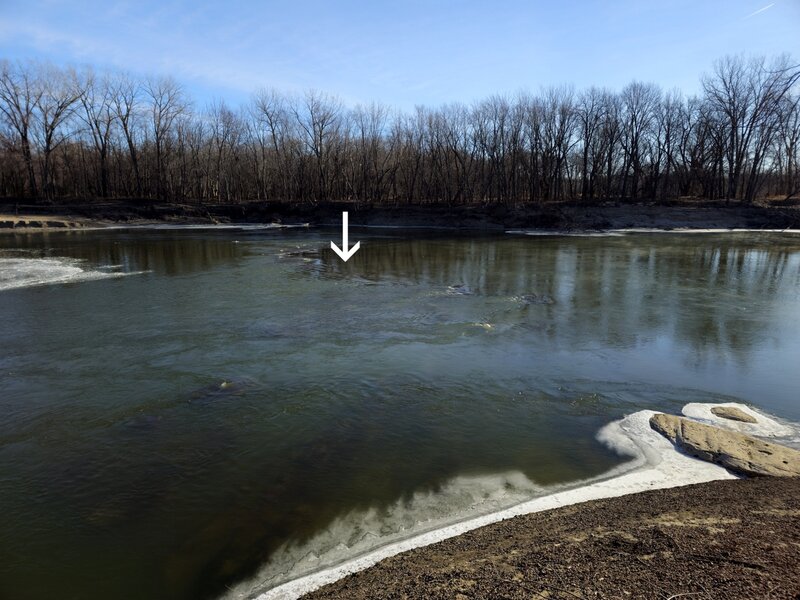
{"left": 304, "top": 477, "right": 800, "bottom": 600}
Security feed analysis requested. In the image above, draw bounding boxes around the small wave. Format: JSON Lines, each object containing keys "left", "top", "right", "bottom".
{"left": 227, "top": 402, "right": 799, "bottom": 600}
{"left": 0, "top": 257, "right": 145, "bottom": 291}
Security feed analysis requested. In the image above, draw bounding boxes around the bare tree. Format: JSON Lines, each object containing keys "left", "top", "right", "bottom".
{"left": 33, "top": 64, "right": 82, "bottom": 199}
{"left": 144, "top": 76, "right": 188, "bottom": 200}
{"left": 0, "top": 53, "right": 798, "bottom": 207}
{"left": 251, "top": 89, "right": 293, "bottom": 200}
{"left": 576, "top": 87, "right": 608, "bottom": 201}
{"left": 776, "top": 92, "right": 800, "bottom": 198}
{"left": 111, "top": 73, "right": 145, "bottom": 197}
{"left": 703, "top": 54, "right": 800, "bottom": 202}
{"left": 79, "top": 68, "right": 117, "bottom": 197}
{"left": 619, "top": 82, "right": 661, "bottom": 199}
{"left": 292, "top": 90, "right": 342, "bottom": 202}
{"left": 0, "top": 60, "right": 43, "bottom": 197}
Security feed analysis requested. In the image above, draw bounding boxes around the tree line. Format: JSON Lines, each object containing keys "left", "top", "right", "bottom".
{"left": 0, "top": 54, "right": 798, "bottom": 206}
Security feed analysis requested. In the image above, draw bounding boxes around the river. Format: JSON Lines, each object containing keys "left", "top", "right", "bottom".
{"left": 1, "top": 227, "right": 799, "bottom": 599}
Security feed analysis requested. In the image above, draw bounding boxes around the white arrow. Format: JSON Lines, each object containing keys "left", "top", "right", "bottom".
{"left": 330, "top": 211, "right": 361, "bottom": 262}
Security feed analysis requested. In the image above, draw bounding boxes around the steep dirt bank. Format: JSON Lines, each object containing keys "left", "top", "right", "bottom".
{"left": 1, "top": 199, "right": 798, "bottom": 231}
{"left": 304, "top": 477, "right": 800, "bottom": 600}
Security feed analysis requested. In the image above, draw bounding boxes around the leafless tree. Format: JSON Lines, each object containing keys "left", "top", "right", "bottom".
{"left": 144, "top": 76, "right": 188, "bottom": 200}
{"left": 0, "top": 60, "right": 43, "bottom": 197}
{"left": 33, "top": 64, "right": 81, "bottom": 199}
{"left": 703, "top": 54, "right": 800, "bottom": 202}
{"left": 78, "top": 68, "right": 117, "bottom": 197}
{"left": 1, "top": 54, "right": 798, "bottom": 205}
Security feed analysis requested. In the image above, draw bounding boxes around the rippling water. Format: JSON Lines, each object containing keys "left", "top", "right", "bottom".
{"left": 1, "top": 228, "right": 799, "bottom": 599}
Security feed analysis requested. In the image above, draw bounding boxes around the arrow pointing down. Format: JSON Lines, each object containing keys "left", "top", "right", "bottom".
{"left": 330, "top": 211, "right": 361, "bottom": 262}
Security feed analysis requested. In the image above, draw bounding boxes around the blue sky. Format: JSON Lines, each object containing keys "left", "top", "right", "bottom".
{"left": 0, "top": 0, "right": 798, "bottom": 110}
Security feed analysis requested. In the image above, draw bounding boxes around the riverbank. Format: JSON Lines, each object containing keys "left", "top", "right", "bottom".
{"left": 233, "top": 403, "right": 798, "bottom": 600}
{"left": 304, "top": 476, "right": 800, "bottom": 600}
{"left": 1, "top": 198, "right": 799, "bottom": 232}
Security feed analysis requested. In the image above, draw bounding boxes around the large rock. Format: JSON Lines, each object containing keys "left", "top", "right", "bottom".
{"left": 650, "top": 413, "right": 800, "bottom": 477}
{"left": 711, "top": 406, "right": 757, "bottom": 423}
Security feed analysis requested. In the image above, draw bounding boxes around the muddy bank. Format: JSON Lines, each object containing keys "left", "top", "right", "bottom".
{"left": 1, "top": 199, "right": 798, "bottom": 231}
{"left": 304, "top": 477, "right": 800, "bottom": 600}
{"left": 0, "top": 214, "right": 90, "bottom": 230}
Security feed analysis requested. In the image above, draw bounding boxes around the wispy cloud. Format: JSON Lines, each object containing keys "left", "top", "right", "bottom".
{"left": 744, "top": 2, "right": 775, "bottom": 19}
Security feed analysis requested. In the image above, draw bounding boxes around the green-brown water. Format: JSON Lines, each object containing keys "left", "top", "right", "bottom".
{"left": 1, "top": 228, "right": 799, "bottom": 599}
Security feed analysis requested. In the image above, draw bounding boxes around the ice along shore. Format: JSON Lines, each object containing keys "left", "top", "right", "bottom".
{"left": 235, "top": 402, "right": 799, "bottom": 600}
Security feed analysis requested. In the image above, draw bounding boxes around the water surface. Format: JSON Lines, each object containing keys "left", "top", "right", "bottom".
{"left": 1, "top": 228, "right": 799, "bottom": 599}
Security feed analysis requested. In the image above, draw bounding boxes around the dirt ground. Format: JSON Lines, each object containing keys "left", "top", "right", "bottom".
{"left": 304, "top": 477, "right": 800, "bottom": 600}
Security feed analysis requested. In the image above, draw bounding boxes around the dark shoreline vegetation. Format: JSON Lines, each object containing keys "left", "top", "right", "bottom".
{"left": 3, "top": 197, "right": 800, "bottom": 232}
{"left": 1, "top": 54, "right": 799, "bottom": 211}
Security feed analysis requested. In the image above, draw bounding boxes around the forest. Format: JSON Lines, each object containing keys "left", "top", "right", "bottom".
{"left": 0, "top": 54, "right": 798, "bottom": 206}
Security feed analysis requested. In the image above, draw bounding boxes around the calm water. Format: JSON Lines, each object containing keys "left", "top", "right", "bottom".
{"left": 1, "top": 228, "right": 799, "bottom": 599}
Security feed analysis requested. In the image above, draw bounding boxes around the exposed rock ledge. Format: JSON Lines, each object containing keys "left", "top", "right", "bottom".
{"left": 0, "top": 214, "right": 86, "bottom": 230}
{"left": 649, "top": 413, "right": 800, "bottom": 477}
{"left": 711, "top": 406, "right": 758, "bottom": 423}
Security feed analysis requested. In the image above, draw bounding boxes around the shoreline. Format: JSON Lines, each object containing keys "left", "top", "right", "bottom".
{"left": 4, "top": 219, "right": 800, "bottom": 237}
{"left": 226, "top": 403, "right": 796, "bottom": 600}
{"left": 2, "top": 199, "right": 799, "bottom": 234}
{"left": 304, "top": 476, "right": 800, "bottom": 599}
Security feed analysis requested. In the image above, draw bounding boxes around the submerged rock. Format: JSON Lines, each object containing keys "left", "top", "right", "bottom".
{"left": 711, "top": 406, "right": 757, "bottom": 423}
{"left": 649, "top": 413, "right": 800, "bottom": 477}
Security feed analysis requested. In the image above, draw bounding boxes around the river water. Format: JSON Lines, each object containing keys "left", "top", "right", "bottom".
{"left": 1, "top": 227, "right": 799, "bottom": 599}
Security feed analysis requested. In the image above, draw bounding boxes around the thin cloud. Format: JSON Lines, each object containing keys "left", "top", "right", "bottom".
{"left": 744, "top": 2, "right": 775, "bottom": 19}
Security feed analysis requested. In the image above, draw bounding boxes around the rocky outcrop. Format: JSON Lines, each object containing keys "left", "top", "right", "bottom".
{"left": 0, "top": 215, "right": 84, "bottom": 230}
{"left": 650, "top": 413, "right": 800, "bottom": 477}
{"left": 711, "top": 406, "right": 757, "bottom": 423}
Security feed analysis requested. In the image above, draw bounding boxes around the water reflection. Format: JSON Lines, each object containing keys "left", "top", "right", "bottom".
{"left": 0, "top": 230, "right": 243, "bottom": 275}
{"left": 306, "top": 234, "right": 800, "bottom": 364}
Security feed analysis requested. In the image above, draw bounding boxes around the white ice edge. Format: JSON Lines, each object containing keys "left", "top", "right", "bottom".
{"left": 240, "top": 402, "right": 795, "bottom": 600}
{"left": 0, "top": 257, "right": 147, "bottom": 291}
{"left": 91, "top": 223, "right": 310, "bottom": 231}
{"left": 506, "top": 228, "right": 800, "bottom": 236}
